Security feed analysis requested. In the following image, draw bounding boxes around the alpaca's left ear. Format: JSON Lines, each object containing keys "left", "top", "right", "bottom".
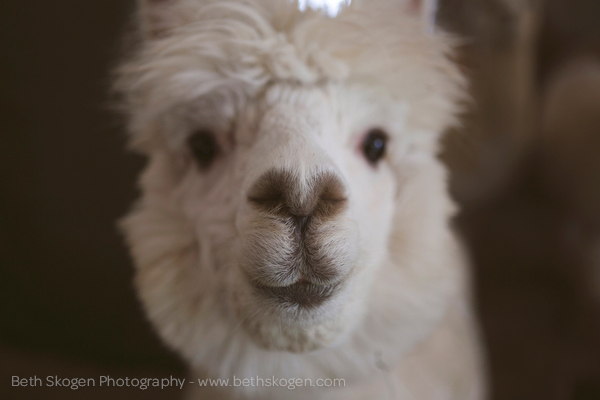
{"left": 138, "top": 0, "right": 185, "bottom": 39}
{"left": 406, "top": 0, "right": 439, "bottom": 31}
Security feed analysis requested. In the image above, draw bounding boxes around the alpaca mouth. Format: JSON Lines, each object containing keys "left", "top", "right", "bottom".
{"left": 253, "top": 280, "right": 342, "bottom": 309}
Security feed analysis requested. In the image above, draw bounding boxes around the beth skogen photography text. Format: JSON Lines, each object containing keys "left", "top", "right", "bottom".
{"left": 12, "top": 375, "right": 346, "bottom": 391}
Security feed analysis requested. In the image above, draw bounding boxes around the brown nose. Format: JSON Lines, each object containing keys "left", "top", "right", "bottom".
{"left": 247, "top": 169, "right": 348, "bottom": 223}
{"left": 245, "top": 169, "right": 352, "bottom": 306}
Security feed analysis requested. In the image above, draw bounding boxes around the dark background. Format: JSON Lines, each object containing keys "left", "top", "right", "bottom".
{"left": 1, "top": 1, "right": 599, "bottom": 399}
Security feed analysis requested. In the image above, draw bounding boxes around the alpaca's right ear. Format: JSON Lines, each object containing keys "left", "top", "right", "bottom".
{"left": 138, "top": 0, "right": 184, "bottom": 39}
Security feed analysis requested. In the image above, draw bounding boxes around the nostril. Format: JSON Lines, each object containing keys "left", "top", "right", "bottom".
{"left": 247, "top": 170, "right": 292, "bottom": 211}
{"left": 247, "top": 193, "right": 284, "bottom": 208}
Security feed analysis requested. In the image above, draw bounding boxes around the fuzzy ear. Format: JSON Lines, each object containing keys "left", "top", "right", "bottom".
{"left": 138, "top": 0, "right": 184, "bottom": 39}
{"left": 407, "top": 0, "right": 439, "bottom": 31}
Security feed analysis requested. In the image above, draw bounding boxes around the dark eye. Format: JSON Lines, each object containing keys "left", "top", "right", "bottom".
{"left": 362, "top": 128, "right": 388, "bottom": 165}
{"left": 188, "top": 130, "right": 219, "bottom": 169}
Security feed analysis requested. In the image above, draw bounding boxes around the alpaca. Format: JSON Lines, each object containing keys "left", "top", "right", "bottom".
{"left": 114, "top": 0, "right": 486, "bottom": 398}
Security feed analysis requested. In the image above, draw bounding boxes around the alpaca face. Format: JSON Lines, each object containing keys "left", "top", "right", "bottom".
{"left": 118, "top": 0, "right": 465, "bottom": 374}
{"left": 156, "top": 83, "right": 402, "bottom": 352}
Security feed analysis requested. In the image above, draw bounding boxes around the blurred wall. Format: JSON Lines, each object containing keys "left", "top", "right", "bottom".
{"left": 0, "top": 2, "right": 184, "bottom": 399}
{"left": 438, "top": 1, "right": 600, "bottom": 399}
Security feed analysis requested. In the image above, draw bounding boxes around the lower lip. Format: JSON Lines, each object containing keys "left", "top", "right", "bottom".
{"left": 253, "top": 281, "right": 340, "bottom": 308}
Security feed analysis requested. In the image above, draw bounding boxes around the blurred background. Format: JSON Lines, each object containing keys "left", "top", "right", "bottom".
{"left": 1, "top": 0, "right": 599, "bottom": 399}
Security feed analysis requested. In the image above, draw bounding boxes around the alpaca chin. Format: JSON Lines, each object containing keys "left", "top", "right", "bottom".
{"left": 235, "top": 293, "right": 350, "bottom": 353}
{"left": 231, "top": 266, "right": 361, "bottom": 353}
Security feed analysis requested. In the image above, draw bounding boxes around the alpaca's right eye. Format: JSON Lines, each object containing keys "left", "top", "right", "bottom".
{"left": 188, "top": 131, "right": 219, "bottom": 169}
{"left": 362, "top": 128, "right": 388, "bottom": 165}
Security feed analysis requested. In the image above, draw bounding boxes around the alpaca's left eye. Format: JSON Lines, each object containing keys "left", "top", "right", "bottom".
{"left": 362, "top": 128, "right": 388, "bottom": 165}
{"left": 188, "top": 130, "right": 219, "bottom": 169}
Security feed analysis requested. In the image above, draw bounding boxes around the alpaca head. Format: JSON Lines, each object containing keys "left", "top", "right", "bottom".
{"left": 116, "top": 0, "right": 465, "bottom": 375}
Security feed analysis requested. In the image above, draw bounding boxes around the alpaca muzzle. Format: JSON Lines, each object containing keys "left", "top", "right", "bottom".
{"left": 239, "top": 168, "right": 359, "bottom": 307}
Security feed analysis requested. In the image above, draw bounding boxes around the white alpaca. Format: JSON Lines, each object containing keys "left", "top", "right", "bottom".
{"left": 115, "top": 0, "right": 486, "bottom": 398}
